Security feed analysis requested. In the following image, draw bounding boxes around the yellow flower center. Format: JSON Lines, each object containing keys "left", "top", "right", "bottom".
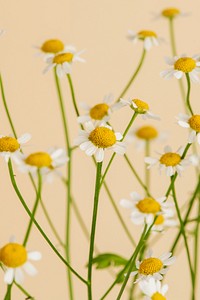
{"left": 133, "top": 99, "right": 149, "bottom": 114}
{"left": 89, "top": 127, "right": 116, "bottom": 148}
{"left": 136, "top": 126, "right": 158, "bottom": 140}
{"left": 138, "top": 30, "right": 157, "bottom": 39}
{"left": 25, "top": 152, "right": 52, "bottom": 168}
{"left": 89, "top": 103, "right": 109, "bottom": 120}
{"left": 188, "top": 115, "right": 200, "bottom": 132}
{"left": 151, "top": 292, "right": 166, "bottom": 300}
{"left": 139, "top": 257, "right": 163, "bottom": 275}
{"left": 160, "top": 152, "right": 181, "bottom": 166}
{"left": 41, "top": 39, "right": 64, "bottom": 53}
{"left": 174, "top": 57, "right": 196, "bottom": 73}
{"left": 155, "top": 215, "right": 165, "bottom": 225}
{"left": 162, "top": 8, "right": 180, "bottom": 18}
{"left": 0, "top": 137, "right": 20, "bottom": 152}
{"left": 0, "top": 243, "right": 27, "bottom": 268}
{"left": 53, "top": 53, "right": 74, "bottom": 64}
{"left": 136, "top": 198, "right": 161, "bottom": 214}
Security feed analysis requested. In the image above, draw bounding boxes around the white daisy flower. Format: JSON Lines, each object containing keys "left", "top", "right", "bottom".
{"left": 43, "top": 45, "right": 85, "bottom": 77}
{"left": 145, "top": 145, "right": 190, "bottom": 177}
{"left": 74, "top": 122, "right": 126, "bottom": 162}
{"left": 120, "top": 192, "right": 171, "bottom": 226}
{"left": 35, "top": 39, "right": 66, "bottom": 60}
{"left": 139, "top": 277, "right": 168, "bottom": 300}
{"left": 0, "top": 240, "right": 41, "bottom": 285}
{"left": 127, "top": 30, "right": 162, "bottom": 51}
{"left": 131, "top": 249, "right": 175, "bottom": 282}
{"left": 77, "top": 94, "right": 121, "bottom": 124}
{"left": 14, "top": 148, "right": 68, "bottom": 181}
{"left": 0, "top": 134, "right": 31, "bottom": 162}
{"left": 120, "top": 98, "right": 160, "bottom": 120}
{"left": 126, "top": 125, "right": 168, "bottom": 151}
{"left": 160, "top": 54, "right": 200, "bottom": 83}
{"left": 153, "top": 7, "right": 188, "bottom": 20}
{"left": 152, "top": 209, "right": 177, "bottom": 232}
{"left": 177, "top": 113, "right": 200, "bottom": 144}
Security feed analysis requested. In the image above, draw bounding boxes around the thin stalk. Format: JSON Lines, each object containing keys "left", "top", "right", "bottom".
{"left": 171, "top": 178, "right": 194, "bottom": 299}
{"left": 87, "top": 162, "right": 103, "bottom": 300}
{"left": 8, "top": 159, "right": 87, "bottom": 285}
{"left": 185, "top": 73, "right": 194, "bottom": 116}
{"left": 145, "top": 140, "right": 150, "bottom": 193}
{"left": 100, "top": 113, "right": 138, "bottom": 187}
{"left": 4, "top": 285, "right": 12, "bottom": 300}
{"left": 14, "top": 282, "right": 34, "bottom": 299}
{"left": 193, "top": 195, "right": 200, "bottom": 296}
{"left": 23, "top": 170, "right": 42, "bottom": 246}
{"left": 116, "top": 49, "right": 146, "bottom": 102}
{"left": 67, "top": 74, "right": 79, "bottom": 118}
{"left": 54, "top": 68, "right": 74, "bottom": 299}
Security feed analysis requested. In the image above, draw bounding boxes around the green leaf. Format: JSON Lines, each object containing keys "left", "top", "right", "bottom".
{"left": 92, "top": 253, "right": 128, "bottom": 270}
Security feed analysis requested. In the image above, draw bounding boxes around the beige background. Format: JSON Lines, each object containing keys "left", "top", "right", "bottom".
{"left": 0, "top": 0, "right": 200, "bottom": 299}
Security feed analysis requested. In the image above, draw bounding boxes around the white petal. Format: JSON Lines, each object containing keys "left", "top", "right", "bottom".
{"left": 166, "top": 166, "right": 174, "bottom": 177}
{"left": 164, "top": 56, "right": 176, "bottom": 66}
{"left": 95, "top": 148, "right": 104, "bottom": 162}
{"left": 159, "top": 252, "right": 172, "bottom": 261}
{"left": 197, "top": 133, "right": 200, "bottom": 144}
{"left": 85, "top": 145, "right": 97, "bottom": 156}
{"left": 80, "top": 141, "right": 93, "bottom": 151}
{"left": 23, "top": 262, "right": 38, "bottom": 276}
{"left": 144, "top": 38, "right": 152, "bottom": 51}
{"left": 43, "top": 63, "right": 56, "bottom": 74}
{"left": 56, "top": 64, "right": 64, "bottom": 78}
{"left": 164, "top": 256, "right": 176, "bottom": 266}
{"left": 115, "top": 132, "right": 123, "bottom": 141}
{"left": 178, "top": 120, "right": 190, "bottom": 128}
{"left": 18, "top": 133, "right": 31, "bottom": 144}
{"left": 188, "top": 130, "right": 196, "bottom": 143}
{"left": 144, "top": 157, "right": 158, "bottom": 165}
{"left": 164, "top": 145, "right": 172, "bottom": 153}
{"left": 77, "top": 115, "right": 91, "bottom": 124}
{"left": 130, "top": 191, "right": 142, "bottom": 201}
{"left": 174, "top": 70, "right": 183, "bottom": 79}
{"left": 15, "top": 268, "right": 24, "bottom": 284}
{"left": 113, "top": 143, "right": 126, "bottom": 155}
{"left": 62, "top": 62, "right": 71, "bottom": 73}
{"left": 119, "top": 199, "right": 134, "bottom": 209}
{"left": 4, "top": 268, "right": 15, "bottom": 284}
{"left": 28, "top": 251, "right": 42, "bottom": 261}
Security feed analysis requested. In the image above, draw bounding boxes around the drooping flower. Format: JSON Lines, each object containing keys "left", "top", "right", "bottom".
{"left": 75, "top": 122, "right": 126, "bottom": 162}
{"left": 0, "top": 134, "right": 31, "bottom": 162}
{"left": 43, "top": 45, "right": 85, "bottom": 77}
{"left": 131, "top": 249, "right": 175, "bottom": 282}
{"left": 120, "top": 98, "right": 160, "bottom": 120}
{"left": 177, "top": 113, "right": 200, "bottom": 144}
{"left": 153, "top": 7, "right": 188, "bottom": 20}
{"left": 0, "top": 240, "right": 41, "bottom": 284}
{"left": 127, "top": 30, "right": 162, "bottom": 51}
{"left": 160, "top": 55, "right": 200, "bottom": 83}
{"left": 145, "top": 145, "right": 190, "bottom": 176}
{"left": 139, "top": 277, "right": 169, "bottom": 300}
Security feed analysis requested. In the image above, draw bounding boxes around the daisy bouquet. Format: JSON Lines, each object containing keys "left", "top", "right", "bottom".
{"left": 0, "top": 3, "right": 200, "bottom": 300}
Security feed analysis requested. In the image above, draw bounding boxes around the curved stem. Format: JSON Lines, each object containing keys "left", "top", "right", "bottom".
{"left": 116, "top": 49, "right": 146, "bottom": 102}
{"left": 23, "top": 170, "right": 42, "bottom": 246}
{"left": 87, "top": 162, "right": 103, "bottom": 300}
{"left": 193, "top": 194, "right": 200, "bottom": 296}
{"left": 145, "top": 140, "right": 150, "bottom": 194}
{"left": 67, "top": 74, "right": 80, "bottom": 118}
{"left": 7, "top": 159, "right": 87, "bottom": 285}
{"left": 185, "top": 73, "right": 194, "bottom": 115}
{"left": 171, "top": 178, "right": 194, "bottom": 298}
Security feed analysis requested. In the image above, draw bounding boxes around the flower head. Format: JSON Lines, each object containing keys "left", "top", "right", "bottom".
{"left": 75, "top": 122, "right": 126, "bottom": 162}
{"left": 0, "top": 239, "right": 41, "bottom": 284}
{"left": 43, "top": 45, "right": 85, "bottom": 77}
{"left": 0, "top": 134, "right": 31, "bottom": 162}
{"left": 139, "top": 278, "right": 168, "bottom": 300}
{"left": 153, "top": 7, "right": 188, "bottom": 21}
{"left": 161, "top": 55, "right": 200, "bottom": 83}
{"left": 131, "top": 249, "right": 175, "bottom": 282}
{"left": 14, "top": 148, "right": 68, "bottom": 181}
{"left": 120, "top": 98, "right": 160, "bottom": 120}
{"left": 77, "top": 94, "right": 121, "bottom": 124}
{"left": 127, "top": 30, "right": 162, "bottom": 51}
{"left": 120, "top": 191, "right": 172, "bottom": 227}
{"left": 145, "top": 145, "right": 190, "bottom": 176}
{"left": 177, "top": 113, "right": 200, "bottom": 144}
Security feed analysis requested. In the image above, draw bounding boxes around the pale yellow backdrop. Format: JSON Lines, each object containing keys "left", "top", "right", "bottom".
{"left": 0, "top": 0, "right": 200, "bottom": 299}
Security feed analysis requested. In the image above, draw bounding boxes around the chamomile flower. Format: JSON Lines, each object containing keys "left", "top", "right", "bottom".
{"left": 177, "top": 113, "right": 200, "bottom": 144}
{"left": 153, "top": 7, "right": 188, "bottom": 20}
{"left": 145, "top": 146, "right": 189, "bottom": 177}
{"left": 120, "top": 98, "right": 160, "bottom": 120}
{"left": 160, "top": 55, "right": 200, "bottom": 83}
{"left": 43, "top": 45, "right": 85, "bottom": 77}
{"left": 127, "top": 30, "right": 161, "bottom": 51}
{"left": 130, "top": 249, "right": 175, "bottom": 281}
{"left": 0, "top": 134, "right": 31, "bottom": 162}
{"left": 139, "top": 278, "right": 168, "bottom": 300}
{"left": 77, "top": 94, "right": 120, "bottom": 124}
{"left": 74, "top": 122, "right": 126, "bottom": 162}
{"left": 120, "top": 192, "right": 171, "bottom": 226}
{"left": 152, "top": 209, "right": 177, "bottom": 232}
{"left": 126, "top": 125, "right": 167, "bottom": 151}
{"left": 0, "top": 240, "right": 41, "bottom": 284}
{"left": 35, "top": 39, "right": 66, "bottom": 59}
{"left": 14, "top": 148, "right": 68, "bottom": 181}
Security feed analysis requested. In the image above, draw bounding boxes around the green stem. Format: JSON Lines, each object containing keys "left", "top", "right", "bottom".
{"left": 54, "top": 68, "right": 74, "bottom": 299}
{"left": 171, "top": 178, "right": 195, "bottom": 299}
{"left": 87, "top": 162, "right": 103, "bottom": 300}
{"left": 100, "top": 113, "right": 138, "bottom": 187}
{"left": 185, "top": 73, "right": 194, "bottom": 115}
{"left": 0, "top": 74, "right": 17, "bottom": 138}
{"left": 4, "top": 284, "right": 12, "bottom": 300}
{"left": 23, "top": 170, "right": 42, "bottom": 246}
{"left": 67, "top": 74, "right": 80, "bottom": 118}
{"left": 14, "top": 282, "right": 34, "bottom": 299}
{"left": 193, "top": 194, "right": 200, "bottom": 296}
{"left": 116, "top": 49, "right": 146, "bottom": 102}
{"left": 7, "top": 159, "right": 87, "bottom": 285}
{"left": 145, "top": 140, "right": 150, "bottom": 193}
